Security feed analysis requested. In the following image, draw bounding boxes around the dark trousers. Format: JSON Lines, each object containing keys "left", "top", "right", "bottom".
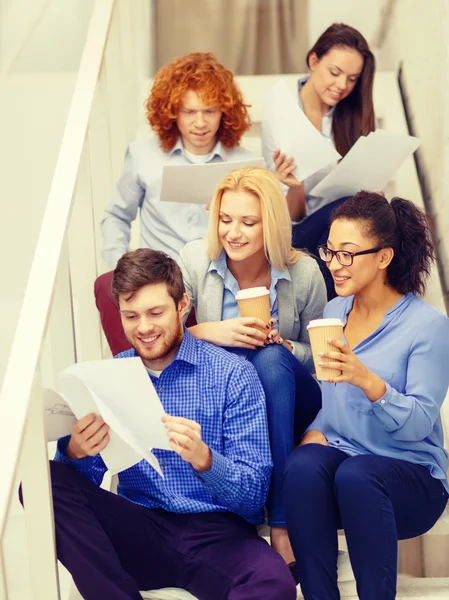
{"left": 283, "top": 444, "right": 448, "bottom": 600}
{"left": 246, "top": 344, "right": 321, "bottom": 527}
{"left": 292, "top": 197, "right": 350, "bottom": 300}
{"left": 94, "top": 271, "right": 197, "bottom": 356}
{"left": 49, "top": 461, "right": 296, "bottom": 600}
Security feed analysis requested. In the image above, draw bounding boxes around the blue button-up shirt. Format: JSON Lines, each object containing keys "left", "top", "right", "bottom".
{"left": 101, "top": 137, "right": 254, "bottom": 268}
{"left": 208, "top": 251, "right": 291, "bottom": 358}
{"left": 55, "top": 331, "right": 272, "bottom": 524}
{"left": 309, "top": 293, "right": 449, "bottom": 492}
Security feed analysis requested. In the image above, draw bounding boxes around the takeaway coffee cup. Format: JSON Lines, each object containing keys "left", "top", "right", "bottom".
{"left": 235, "top": 287, "right": 271, "bottom": 332}
{"left": 307, "top": 318, "right": 344, "bottom": 380}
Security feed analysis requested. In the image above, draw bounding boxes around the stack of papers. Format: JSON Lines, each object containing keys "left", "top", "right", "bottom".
{"left": 262, "top": 79, "right": 341, "bottom": 181}
{"left": 309, "top": 130, "right": 420, "bottom": 201}
{"left": 262, "top": 79, "right": 420, "bottom": 202}
{"left": 44, "top": 357, "right": 171, "bottom": 476}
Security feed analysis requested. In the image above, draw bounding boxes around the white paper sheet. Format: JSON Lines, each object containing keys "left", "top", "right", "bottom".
{"left": 262, "top": 79, "right": 341, "bottom": 181}
{"left": 50, "top": 357, "right": 172, "bottom": 475}
{"left": 43, "top": 388, "right": 77, "bottom": 442}
{"left": 160, "top": 157, "right": 265, "bottom": 204}
{"left": 309, "top": 130, "right": 420, "bottom": 201}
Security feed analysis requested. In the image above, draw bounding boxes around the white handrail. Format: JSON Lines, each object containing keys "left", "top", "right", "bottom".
{"left": 0, "top": 0, "right": 114, "bottom": 542}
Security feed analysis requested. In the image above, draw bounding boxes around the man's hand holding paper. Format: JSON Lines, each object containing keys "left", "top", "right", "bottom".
{"left": 67, "top": 414, "right": 110, "bottom": 460}
{"left": 163, "top": 415, "right": 212, "bottom": 473}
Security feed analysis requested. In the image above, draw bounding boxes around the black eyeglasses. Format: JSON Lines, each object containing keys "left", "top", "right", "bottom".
{"left": 318, "top": 245, "right": 384, "bottom": 267}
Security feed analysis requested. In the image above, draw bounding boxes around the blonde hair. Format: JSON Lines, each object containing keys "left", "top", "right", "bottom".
{"left": 207, "top": 166, "right": 303, "bottom": 271}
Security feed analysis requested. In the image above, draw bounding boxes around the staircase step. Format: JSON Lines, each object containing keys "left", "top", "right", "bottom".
{"left": 297, "top": 577, "right": 449, "bottom": 599}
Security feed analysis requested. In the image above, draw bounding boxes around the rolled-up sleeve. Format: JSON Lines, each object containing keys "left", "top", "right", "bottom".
{"left": 371, "top": 315, "right": 449, "bottom": 441}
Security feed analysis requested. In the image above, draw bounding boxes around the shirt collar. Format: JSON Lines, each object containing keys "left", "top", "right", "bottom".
{"left": 169, "top": 137, "right": 226, "bottom": 161}
{"left": 208, "top": 251, "right": 228, "bottom": 278}
{"left": 172, "top": 329, "right": 198, "bottom": 365}
{"left": 208, "top": 252, "right": 292, "bottom": 284}
{"left": 340, "top": 292, "right": 412, "bottom": 325}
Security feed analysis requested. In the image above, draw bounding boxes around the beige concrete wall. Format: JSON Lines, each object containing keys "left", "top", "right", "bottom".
{"left": 377, "top": 0, "right": 449, "bottom": 309}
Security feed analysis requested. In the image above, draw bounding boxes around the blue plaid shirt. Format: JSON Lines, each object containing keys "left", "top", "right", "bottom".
{"left": 55, "top": 331, "right": 272, "bottom": 524}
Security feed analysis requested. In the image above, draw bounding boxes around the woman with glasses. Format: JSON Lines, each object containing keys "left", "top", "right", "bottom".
{"left": 178, "top": 166, "right": 326, "bottom": 565}
{"left": 283, "top": 191, "right": 449, "bottom": 600}
{"left": 262, "top": 23, "right": 375, "bottom": 298}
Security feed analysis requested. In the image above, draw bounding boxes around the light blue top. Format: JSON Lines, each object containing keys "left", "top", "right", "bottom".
{"left": 208, "top": 251, "right": 291, "bottom": 358}
{"left": 101, "top": 137, "right": 254, "bottom": 268}
{"left": 309, "top": 293, "right": 449, "bottom": 492}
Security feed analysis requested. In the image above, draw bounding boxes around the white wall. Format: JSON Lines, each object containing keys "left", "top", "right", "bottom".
{"left": 0, "top": 0, "right": 49, "bottom": 71}
{"left": 8, "top": 0, "right": 93, "bottom": 73}
{"left": 377, "top": 0, "right": 449, "bottom": 307}
{"left": 307, "top": 0, "right": 384, "bottom": 51}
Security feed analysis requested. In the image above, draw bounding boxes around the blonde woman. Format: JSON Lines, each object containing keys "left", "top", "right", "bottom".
{"left": 179, "top": 166, "right": 326, "bottom": 564}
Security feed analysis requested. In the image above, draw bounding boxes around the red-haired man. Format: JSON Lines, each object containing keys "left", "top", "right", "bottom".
{"left": 95, "top": 53, "right": 254, "bottom": 355}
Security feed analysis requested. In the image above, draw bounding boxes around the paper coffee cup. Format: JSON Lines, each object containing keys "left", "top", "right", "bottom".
{"left": 307, "top": 318, "right": 344, "bottom": 380}
{"left": 236, "top": 287, "right": 271, "bottom": 332}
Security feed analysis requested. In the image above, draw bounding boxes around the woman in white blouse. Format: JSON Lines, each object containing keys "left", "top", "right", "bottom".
{"left": 263, "top": 23, "right": 376, "bottom": 297}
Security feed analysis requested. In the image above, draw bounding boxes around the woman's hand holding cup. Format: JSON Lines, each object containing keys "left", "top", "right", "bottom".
{"left": 206, "top": 317, "right": 270, "bottom": 349}
{"left": 318, "top": 338, "right": 387, "bottom": 401}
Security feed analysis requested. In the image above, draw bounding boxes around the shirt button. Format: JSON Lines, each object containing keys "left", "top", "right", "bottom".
{"left": 380, "top": 399, "right": 386, "bottom": 405}
{"left": 159, "top": 387, "right": 164, "bottom": 392}
{"left": 161, "top": 461, "right": 166, "bottom": 467}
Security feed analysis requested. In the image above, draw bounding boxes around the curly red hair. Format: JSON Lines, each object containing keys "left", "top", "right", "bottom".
{"left": 146, "top": 53, "right": 251, "bottom": 151}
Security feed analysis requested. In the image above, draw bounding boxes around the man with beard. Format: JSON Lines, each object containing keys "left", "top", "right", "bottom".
{"left": 50, "top": 249, "right": 296, "bottom": 600}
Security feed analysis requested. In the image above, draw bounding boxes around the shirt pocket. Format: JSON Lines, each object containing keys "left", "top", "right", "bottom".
{"left": 344, "top": 368, "right": 393, "bottom": 415}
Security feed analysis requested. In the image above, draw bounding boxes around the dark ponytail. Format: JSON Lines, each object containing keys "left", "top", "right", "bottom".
{"left": 332, "top": 191, "right": 435, "bottom": 295}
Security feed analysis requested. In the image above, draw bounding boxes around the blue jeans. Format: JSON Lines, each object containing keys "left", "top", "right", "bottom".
{"left": 283, "top": 444, "right": 448, "bottom": 599}
{"left": 246, "top": 344, "right": 322, "bottom": 526}
{"left": 292, "top": 197, "right": 350, "bottom": 300}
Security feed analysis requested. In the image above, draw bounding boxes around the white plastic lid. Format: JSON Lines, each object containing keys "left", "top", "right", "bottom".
{"left": 235, "top": 286, "right": 270, "bottom": 300}
{"left": 307, "top": 318, "right": 344, "bottom": 329}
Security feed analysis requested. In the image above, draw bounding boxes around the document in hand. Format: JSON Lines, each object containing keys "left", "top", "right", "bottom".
{"left": 262, "top": 79, "right": 341, "bottom": 181}
{"left": 44, "top": 357, "right": 172, "bottom": 476}
{"left": 309, "top": 130, "right": 420, "bottom": 201}
{"left": 160, "top": 157, "right": 265, "bottom": 204}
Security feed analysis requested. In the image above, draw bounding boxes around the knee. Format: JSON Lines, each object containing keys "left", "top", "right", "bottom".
{"left": 248, "top": 556, "right": 297, "bottom": 600}
{"left": 49, "top": 460, "right": 81, "bottom": 490}
{"left": 283, "top": 445, "right": 324, "bottom": 490}
{"left": 251, "top": 344, "right": 293, "bottom": 389}
{"left": 334, "top": 455, "right": 380, "bottom": 498}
